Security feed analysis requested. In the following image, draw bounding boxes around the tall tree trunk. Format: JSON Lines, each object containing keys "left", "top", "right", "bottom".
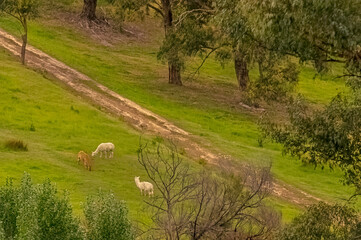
{"left": 162, "top": 0, "right": 182, "bottom": 86}
{"left": 234, "top": 52, "right": 249, "bottom": 90}
{"left": 81, "top": 0, "right": 97, "bottom": 21}
{"left": 168, "top": 62, "right": 182, "bottom": 85}
{"left": 20, "top": 18, "right": 27, "bottom": 65}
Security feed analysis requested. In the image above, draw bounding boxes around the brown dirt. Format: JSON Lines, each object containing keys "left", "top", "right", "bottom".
{"left": 0, "top": 28, "right": 322, "bottom": 207}
{"left": 40, "top": 8, "right": 161, "bottom": 46}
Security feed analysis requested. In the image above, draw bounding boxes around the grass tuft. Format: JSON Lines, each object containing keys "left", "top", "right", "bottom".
{"left": 70, "top": 105, "right": 80, "bottom": 113}
{"left": 5, "top": 139, "right": 28, "bottom": 151}
{"left": 29, "top": 123, "right": 36, "bottom": 132}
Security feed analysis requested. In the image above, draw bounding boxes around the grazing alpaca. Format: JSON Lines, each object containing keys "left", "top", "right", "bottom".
{"left": 77, "top": 151, "right": 92, "bottom": 171}
{"left": 134, "top": 176, "right": 154, "bottom": 196}
{"left": 92, "top": 142, "right": 115, "bottom": 158}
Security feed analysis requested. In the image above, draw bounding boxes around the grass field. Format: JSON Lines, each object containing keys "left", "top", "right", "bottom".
{"left": 0, "top": 49, "right": 179, "bottom": 224}
{"left": 0, "top": 8, "right": 358, "bottom": 223}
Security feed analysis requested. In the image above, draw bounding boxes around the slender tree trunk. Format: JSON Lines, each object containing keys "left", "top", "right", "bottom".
{"left": 234, "top": 52, "right": 249, "bottom": 90}
{"left": 162, "top": 0, "right": 182, "bottom": 86}
{"left": 81, "top": 0, "right": 97, "bottom": 21}
{"left": 258, "top": 60, "right": 264, "bottom": 80}
{"left": 20, "top": 19, "right": 27, "bottom": 65}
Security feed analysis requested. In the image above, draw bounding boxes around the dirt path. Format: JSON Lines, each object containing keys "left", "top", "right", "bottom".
{"left": 0, "top": 28, "right": 322, "bottom": 206}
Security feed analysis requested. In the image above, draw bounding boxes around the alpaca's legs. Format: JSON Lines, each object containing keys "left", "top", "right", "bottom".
{"left": 110, "top": 151, "right": 113, "bottom": 158}
{"left": 99, "top": 151, "right": 102, "bottom": 158}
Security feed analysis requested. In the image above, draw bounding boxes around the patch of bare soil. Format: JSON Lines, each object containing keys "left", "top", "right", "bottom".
{"left": 40, "top": 8, "right": 160, "bottom": 46}
{"left": 0, "top": 28, "right": 321, "bottom": 207}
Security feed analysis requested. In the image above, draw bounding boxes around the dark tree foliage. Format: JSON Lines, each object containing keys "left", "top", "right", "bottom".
{"left": 259, "top": 0, "right": 361, "bottom": 191}
{"left": 279, "top": 202, "right": 361, "bottom": 240}
{"left": 262, "top": 93, "right": 361, "bottom": 190}
{"left": 247, "top": 54, "right": 299, "bottom": 103}
{"left": 259, "top": 0, "right": 361, "bottom": 78}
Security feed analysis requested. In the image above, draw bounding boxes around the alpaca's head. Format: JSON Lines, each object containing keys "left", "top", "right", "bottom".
{"left": 135, "top": 176, "right": 140, "bottom": 182}
{"left": 91, "top": 151, "right": 96, "bottom": 157}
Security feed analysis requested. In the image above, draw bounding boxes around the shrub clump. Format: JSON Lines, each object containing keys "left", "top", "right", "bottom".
{"left": 0, "top": 173, "right": 134, "bottom": 240}
{"left": 0, "top": 173, "right": 82, "bottom": 240}
{"left": 4, "top": 140, "right": 28, "bottom": 151}
{"left": 84, "top": 190, "right": 134, "bottom": 240}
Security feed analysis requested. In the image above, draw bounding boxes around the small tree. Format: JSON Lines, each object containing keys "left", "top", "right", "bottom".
{"left": 84, "top": 190, "right": 134, "bottom": 240}
{"left": 109, "top": 0, "right": 218, "bottom": 86}
{"left": 280, "top": 202, "right": 361, "bottom": 240}
{"left": 0, "top": 0, "right": 38, "bottom": 64}
{"left": 137, "top": 142, "right": 280, "bottom": 239}
{"left": 0, "top": 173, "right": 82, "bottom": 240}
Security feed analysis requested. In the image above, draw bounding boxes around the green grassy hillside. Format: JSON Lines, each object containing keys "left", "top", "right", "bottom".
{"left": 0, "top": 49, "right": 173, "bottom": 223}
{"left": 0, "top": 6, "right": 357, "bottom": 223}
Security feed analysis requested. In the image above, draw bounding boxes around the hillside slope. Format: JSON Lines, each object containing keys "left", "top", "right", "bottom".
{"left": 0, "top": 11, "right": 357, "bottom": 221}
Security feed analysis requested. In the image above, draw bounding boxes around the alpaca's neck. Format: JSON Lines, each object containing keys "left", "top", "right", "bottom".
{"left": 135, "top": 179, "right": 141, "bottom": 187}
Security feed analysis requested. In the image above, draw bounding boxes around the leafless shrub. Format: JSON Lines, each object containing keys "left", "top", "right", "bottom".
{"left": 137, "top": 142, "right": 280, "bottom": 240}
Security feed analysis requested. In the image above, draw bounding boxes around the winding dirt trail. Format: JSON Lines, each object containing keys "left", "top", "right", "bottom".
{"left": 0, "top": 28, "right": 322, "bottom": 206}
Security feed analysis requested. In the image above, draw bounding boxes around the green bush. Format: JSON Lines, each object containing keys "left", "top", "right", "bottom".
{"left": 0, "top": 174, "right": 134, "bottom": 240}
{"left": 280, "top": 202, "right": 361, "bottom": 240}
{"left": 0, "top": 173, "right": 82, "bottom": 239}
{"left": 84, "top": 191, "right": 134, "bottom": 240}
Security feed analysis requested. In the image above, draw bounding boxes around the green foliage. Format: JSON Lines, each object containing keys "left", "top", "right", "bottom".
{"left": 248, "top": 56, "right": 299, "bottom": 102}
{"left": 260, "top": 0, "right": 361, "bottom": 77}
{"left": 0, "top": 173, "right": 135, "bottom": 239}
{"left": 0, "top": 173, "right": 82, "bottom": 240}
{"left": 262, "top": 92, "right": 361, "bottom": 190}
{"left": 0, "top": 7, "right": 358, "bottom": 222}
{"left": 101, "top": 0, "right": 147, "bottom": 29}
{"left": 84, "top": 191, "right": 134, "bottom": 240}
{"left": 0, "top": 179, "right": 19, "bottom": 238}
{"left": 0, "top": 0, "right": 39, "bottom": 21}
{"left": 280, "top": 202, "right": 361, "bottom": 240}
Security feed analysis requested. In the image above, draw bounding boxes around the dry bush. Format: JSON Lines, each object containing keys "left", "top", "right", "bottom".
{"left": 4, "top": 139, "right": 28, "bottom": 151}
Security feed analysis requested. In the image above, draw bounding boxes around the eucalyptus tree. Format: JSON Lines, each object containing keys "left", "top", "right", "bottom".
{"left": 280, "top": 202, "right": 361, "bottom": 240}
{"left": 108, "top": 0, "right": 217, "bottom": 86}
{"left": 259, "top": 0, "right": 361, "bottom": 192}
{"left": 161, "top": 0, "right": 292, "bottom": 92}
{"left": 159, "top": 0, "right": 255, "bottom": 89}
{"left": 0, "top": 0, "right": 38, "bottom": 64}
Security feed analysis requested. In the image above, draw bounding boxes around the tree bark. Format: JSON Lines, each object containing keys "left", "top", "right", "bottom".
{"left": 20, "top": 18, "right": 27, "bottom": 65}
{"left": 81, "top": 0, "right": 97, "bottom": 21}
{"left": 168, "top": 63, "right": 182, "bottom": 85}
{"left": 21, "top": 33, "right": 27, "bottom": 65}
{"left": 162, "top": 0, "right": 182, "bottom": 86}
{"left": 234, "top": 52, "right": 249, "bottom": 90}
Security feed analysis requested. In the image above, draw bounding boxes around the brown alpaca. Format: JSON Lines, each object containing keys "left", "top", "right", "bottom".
{"left": 77, "top": 151, "right": 92, "bottom": 171}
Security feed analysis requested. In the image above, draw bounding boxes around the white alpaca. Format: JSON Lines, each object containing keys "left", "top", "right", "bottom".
{"left": 92, "top": 142, "right": 115, "bottom": 158}
{"left": 134, "top": 176, "right": 154, "bottom": 196}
